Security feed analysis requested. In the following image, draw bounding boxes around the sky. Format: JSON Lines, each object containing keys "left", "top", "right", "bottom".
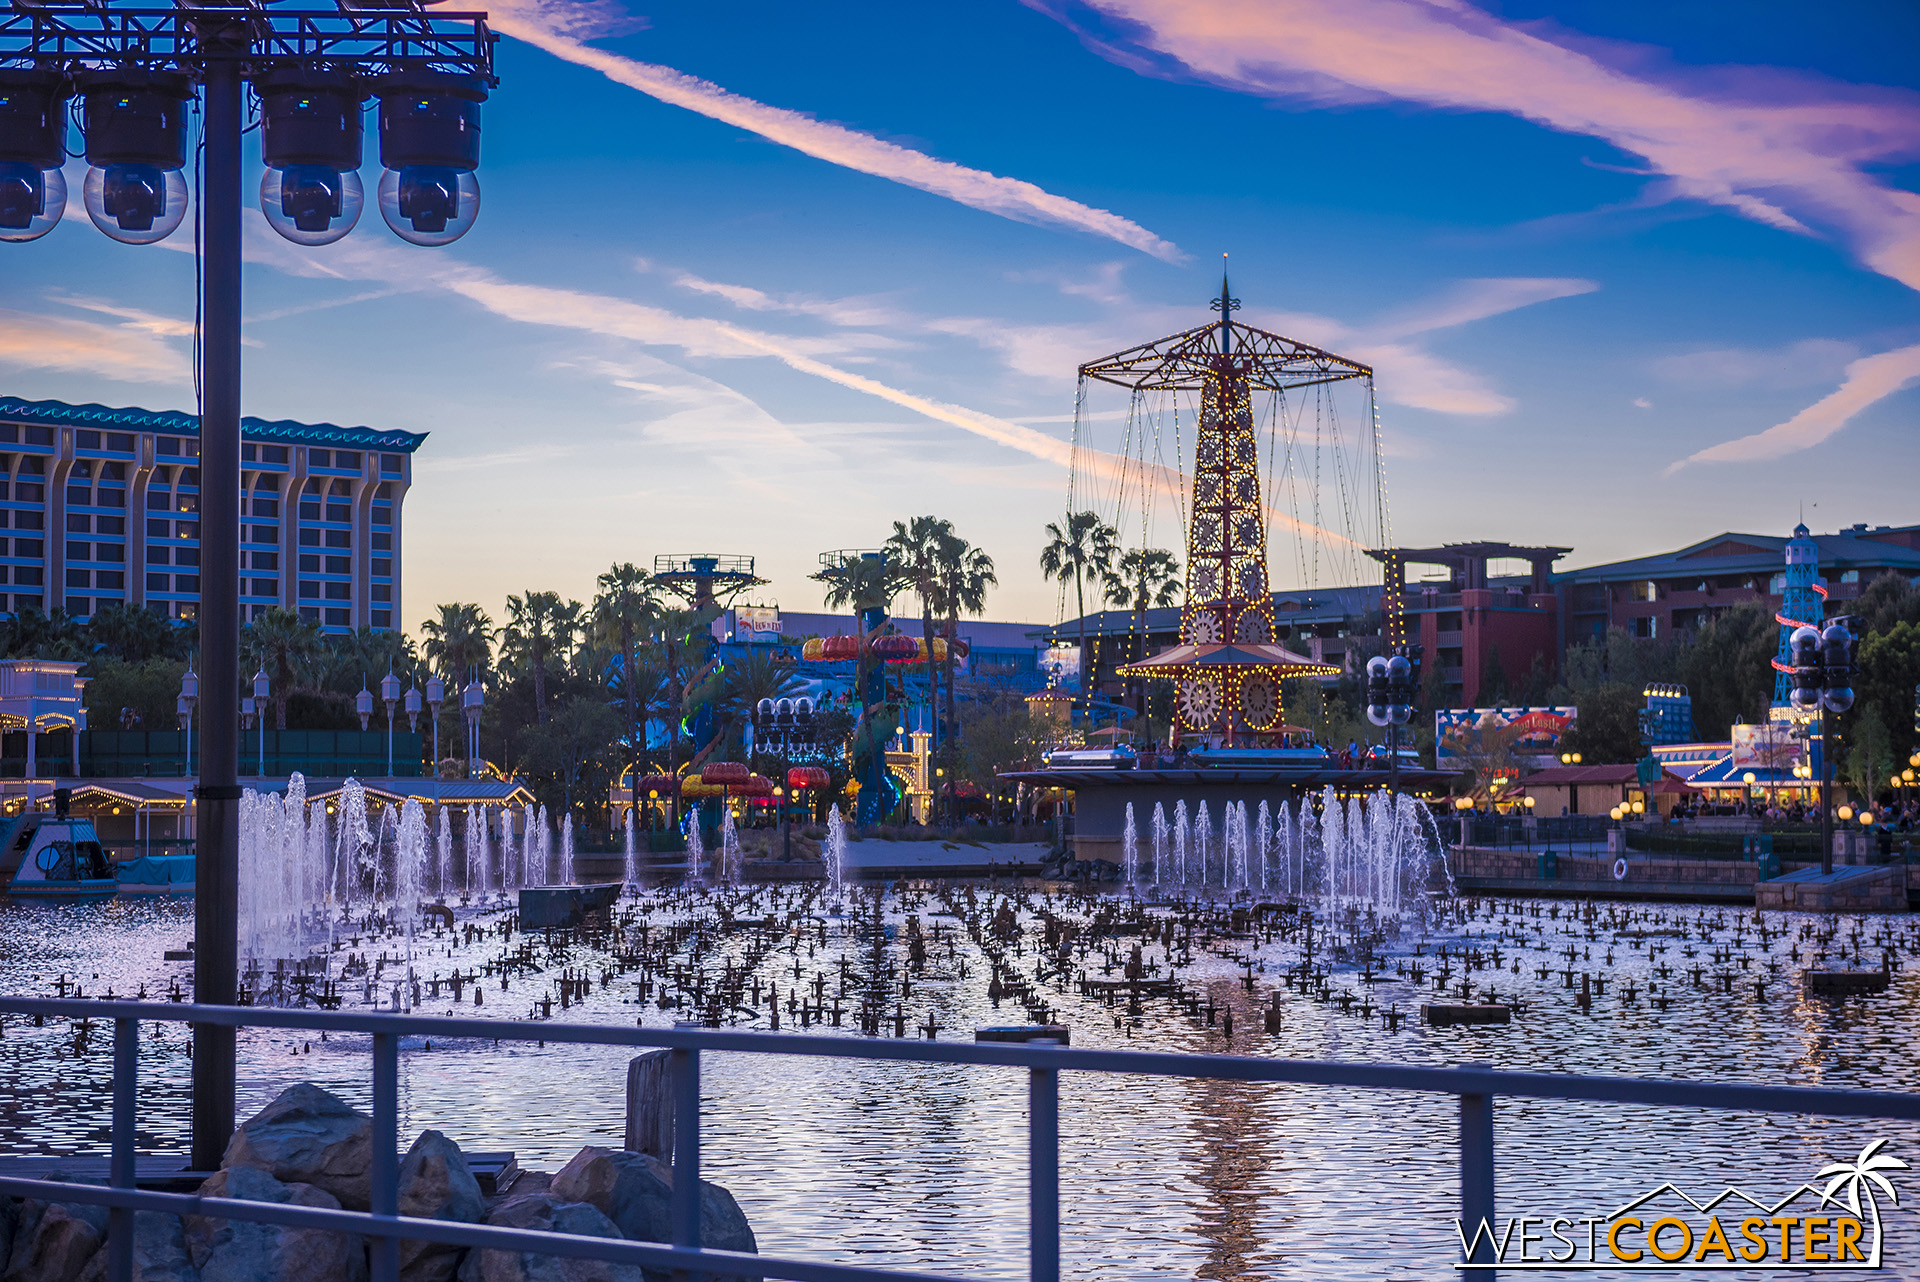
{"left": 4, "top": 0, "right": 1918, "bottom": 628}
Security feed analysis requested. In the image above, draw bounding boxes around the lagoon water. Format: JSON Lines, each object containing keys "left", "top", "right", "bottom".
{"left": 0, "top": 889, "right": 1914, "bottom": 1281}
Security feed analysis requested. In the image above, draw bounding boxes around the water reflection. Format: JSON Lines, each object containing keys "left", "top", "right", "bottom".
{"left": 0, "top": 889, "right": 1914, "bottom": 1280}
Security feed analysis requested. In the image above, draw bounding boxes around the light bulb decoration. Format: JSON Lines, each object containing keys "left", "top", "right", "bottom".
{"left": 258, "top": 68, "right": 367, "bottom": 246}
{"left": 0, "top": 68, "right": 70, "bottom": 242}
{"left": 78, "top": 69, "right": 193, "bottom": 244}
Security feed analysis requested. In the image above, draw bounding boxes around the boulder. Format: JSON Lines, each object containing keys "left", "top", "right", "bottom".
{"left": 397, "top": 1130, "right": 486, "bottom": 1282}
{"left": 456, "top": 1193, "right": 644, "bottom": 1282}
{"left": 550, "top": 1148, "right": 755, "bottom": 1259}
{"left": 184, "top": 1165, "right": 367, "bottom": 1282}
{"left": 221, "top": 1084, "right": 373, "bottom": 1211}
{"left": 74, "top": 1212, "right": 198, "bottom": 1282}
{"left": 4, "top": 1198, "right": 108, "bottom": 1282}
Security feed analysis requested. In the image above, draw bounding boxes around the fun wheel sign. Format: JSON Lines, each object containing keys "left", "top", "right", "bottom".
{"left": 1118, "top": 641, "right": 1339, "bottom": 736}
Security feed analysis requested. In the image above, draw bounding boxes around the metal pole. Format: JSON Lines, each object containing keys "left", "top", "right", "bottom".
{"left": 1459, "top": 1091, "right": 1496, "bottom": 1277}
{"left": 192, "top": 37, "right": 244, "bottom": 1174}
{"left": 371, "top": 1030, "right": 400, "bottom": 1282}
{"left": 1820, "top": 711, "right": 1833, "bottom": 877}
{"left": 108, "top": 1016, "right": 137, "bottom": 1282}
{"left": 671, "top": 1046, "right": 701, "bottom": 1282}
{"left": 1028, "top": 1059, "right": 1060, "bottom": 1282}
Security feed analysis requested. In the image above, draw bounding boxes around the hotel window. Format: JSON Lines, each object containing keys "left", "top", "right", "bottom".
{"left": 299, "top": 554, "right": 319, "bottom": 573}
{"left": 146, "top": 519, "right": 170, "bottom": 538}
{"left": 66, "top": 569, "right": 89, "bottom": 588}
{"left": 324, "top": 530, "right": 350, "bottom": 549}
{"left": 372, "top": 503, "right": 392, "bottom": 526}
{"left": 14, "top": 568, "right": 40, "bottom": 586}
{"left": 176, "top": 547, "right": 199, "bottom": 567}
{"left": 372, "top": 558, "right": 392, "bottom": 577}
{"left": 371, "top": 584, "right": 391, "bottom": 602}
{"left": 381, "top": 453, "right": 403, "bottom": 475}
{"left": 15, "top": 512, "right": 41, "bottom": 531}
{"left": 96, "top": 571, "right": 123, "bottom": 591}
{"left": 1631, "top": 616, "right": 1658, "bottom": 638}
{"left": 250, "top": 551, "right": 278, "bottom": 571}
{"left": 326, "top": 502, "right": 351, "bottom": 524}
{"left": 66, "top": 515, "right": 89, "bottom": 533}
{"left": 372, "top": 610, "right": 392, "bottom": 629}
{"left": 334, "top": 451, "right": 360, "bottom": 471}
{"left": 299, "top": 580, "right": 321, "bottom": 599}
{"left": 1629, "top": 580, "right": 1658, "bottom": 602}
{"left": 66, "top": 485, "right": 90, "bottom": 506}
{"left": 14, "top": 540, "right": 41, "bottom": 558}
{"left": 97, "top": 544, "right": 124, "bottom": 563}
{"left": 98, "top": 516, "right": 123, "bottom": 536}
{"left": 97, "top": 488, "right": 124, "bottom": 508}
{"left": 148, "top": 546, "right": 170, "bottom": 566}
{"left": 248, "top": 524, "right": 278, "bottom": 544}
{"left": 325, "top": 555, "right": 350, "bottom": 575}
{"left": 251, "top": 578, "right": 278, "bottom": 596}
{"left": 325, "top": 608, "right": 349, "bottom": 627}
{"left": 76, "top": 431, "right": 100, "bottom": 449}
{"left": 25, "top": 426, "right": 51, "bottom": 445}
{"left": 107, "top": 433, "right": 134, "bottom": 453}
{"left": 324, "top": 582, "right": 350, "bottom": 601}
{"left": 261, "top": 445, "right": 287, "bottom": 465}
{"left": 1841, "top": 570, "right": 1860, "bottom": 584}
{"left": 158, "top": 438, "right": 180, "bottom": 456}
{"left": 175, "top": 575, "right": 199, "bottom": 592}
{"left": 65, "top": 541, "right": 88, "bottom": 562}
{"left": 371, "top": 532, "right": 391, "bottom": 551}
{"left": 298, "top": 529, "right": 320, "bottom": 547}
{"left": 299, "top": 607, "right": 318, "bottom": 623}
{"left": 308, "top": 449, "right": 330, "bottom": 468}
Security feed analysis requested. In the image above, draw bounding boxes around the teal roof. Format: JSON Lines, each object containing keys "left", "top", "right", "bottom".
{"left": 0, "top": 396, "right": 426, "bottom": 453}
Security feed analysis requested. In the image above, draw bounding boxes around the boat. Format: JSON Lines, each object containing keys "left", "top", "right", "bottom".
{"left": 1187, "top": 726, "right": 1332, "bottom": 769}
{"left": 0, "top": 788, "right": 117, "bottom": 897}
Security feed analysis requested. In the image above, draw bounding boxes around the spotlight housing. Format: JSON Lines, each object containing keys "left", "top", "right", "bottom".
{"left": 79, "top": 69, "right": 193, "bottom": 244}
{"left": 0, "top": 68, "right": 71, "bottom": 243}
{"left": 376, "top": 70, "right": 485, "bottom": 246}
{"left": 259, "top": 67, "right": 366, "bottom": 246}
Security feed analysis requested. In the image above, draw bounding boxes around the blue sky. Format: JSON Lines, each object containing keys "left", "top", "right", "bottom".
{"left": 4, "top": 0, "right": 1917, "bottom": 625}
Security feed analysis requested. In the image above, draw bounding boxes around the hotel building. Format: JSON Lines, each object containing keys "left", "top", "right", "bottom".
{"left": 0, "top": 396, "right": 421, "bottom": 633}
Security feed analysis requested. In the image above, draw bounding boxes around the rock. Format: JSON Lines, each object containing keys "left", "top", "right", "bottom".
{"left": 74, "top": 1212, "right": 198, "bottom": 1282}
{"left": 184, "top": 1165, "right": 368, "bottom": 1282}
{"left": 221, "top": 1084, "right": 373, "bottom": 1211}
{"left": 397, "top": 1130, "right": 486, "bottom": 1282}
{"left": 456, "top": 1193, "right": 643, "bottom": 1282}
{"left": 550, "top": 1148, "right": 755, "bottom": 1255}
{"left": 5, "top": 1197, "right": 109, "bottom": 1282}
{"left": 548, "top": 1147, "right": 755, "bottom": 1277}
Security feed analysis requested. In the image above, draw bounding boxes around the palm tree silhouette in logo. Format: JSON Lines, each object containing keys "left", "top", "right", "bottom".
{"left": 1817, "top": 1139, "right": 1908, "bottom": 1219}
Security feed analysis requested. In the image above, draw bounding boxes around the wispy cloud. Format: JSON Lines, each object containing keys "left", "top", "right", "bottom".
{"left": 1651, "top": 337, "right": 1861, "bottom": 390}
{"left": 1366, "top": 277, "right": 1598, "bottom": 342}
{"left": 486, "top": 0, "right": 1183, "bottom": 262}
{"left": 1667, "top": 342, "right": 1920, "bottom": 472}
{"left": 1031, "top": 0, "right": 1920, "bottom": 459}
{"left": 0, "top": 308, "right": 185, "bottom": 383}
{"left": 666, "top": 270, "right": 907, "bottom": 329}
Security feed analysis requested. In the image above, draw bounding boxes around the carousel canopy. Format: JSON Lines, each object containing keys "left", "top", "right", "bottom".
{"left": 1117, "top": 641, "right": 1340, "bottom": 680}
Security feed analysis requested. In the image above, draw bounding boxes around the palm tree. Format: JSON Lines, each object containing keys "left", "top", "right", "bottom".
{"left": 420, "top": 603, "right": 495, "bottom": 768}
{"left": 1818, "top": 1138, "right": 1908, "bottom": 1220}
{"left": 590, "top": 563, "right": 660, "bottom": 813}
{"left": 87, "top": 600, "right": 187, "bottom": 663}
{"left": 1105, "top": 547, "right": 1181, "bottom": 719}
{"left": 936, "top": 531, "right": 996, "bottom": 742}
{"left": 502, "top": 591, "right": 582, "bottom": 724}
{"left": 1039, "top": 511, "right": 1118, "bottom": 708}
{"left": 883, "top": 517, "right": 954, "bottom": 748}
{"left": 243, "top": 607, "right": 323, "bottom": 730}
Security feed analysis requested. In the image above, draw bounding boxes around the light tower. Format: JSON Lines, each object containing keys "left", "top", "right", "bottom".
{"left": 1097, "top": 270, "right": 1347, "bottom": 745}
{"left": 1773, "top": 523, "right": 1825, "bottom": 709}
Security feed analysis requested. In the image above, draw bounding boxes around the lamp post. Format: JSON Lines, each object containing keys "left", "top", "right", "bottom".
{"left": 462, "top": 676, "right": 484, "bottom": 778}
{"left": 380, "top": 668, "right": 401, "bottom": 777}
{"left": 177, "top": 667, "right": 197, "bottom": 780}
{"left": 0, "top": 0, "right": 496, "bottom": 1172}
{"left": 252, "top": 669, "right": 269, "bottom": 777}
{"left": 355, "top": 681, "right": 374, "bottom": 733}
{"left": 1788, "top": 619, "right": 1856, "bottom": 876}
{"left": 1742, "top": 770, "right": 1757, "bottom": 814}
{"left": 426, "top": 674, "right": 445, "bottom": 774}
{"left": 239, "top": 695, "right": 255, "bottom": 774}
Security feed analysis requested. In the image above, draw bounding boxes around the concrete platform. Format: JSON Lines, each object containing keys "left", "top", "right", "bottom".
{"left": 1756, "top": 865, "right": 1910, "bottom": 913}
{"left": 841, "top": 839, "right": 1049, "bottom": 879}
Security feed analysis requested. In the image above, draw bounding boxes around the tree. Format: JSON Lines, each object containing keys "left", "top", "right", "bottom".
{"left": 935, "top": 529, "right": 996, "bottom": 744}
{"left": 521, "top": 694, "right": 621, "bottom": 822}
{"left": 1039, "top": 511, "right": 1117, "bottom": 708}
{"left": 884, "top": 516, "right": 954, "bottom": 748}
{"left": 1553, "top": 685, "right": 1645, "bottom": 764}
{"left": 1436, "top": 715, "right": 1526, "bottom": 803}
{"left": 0, "top": 605, "right": 88, "bottom": 661}
{"left": 1675, "top": 602, "right": 1777, "bottom": 739}
{"left": 242, "top": 607, "right": 323, "bottom": 731}
{"left": 1104, "top": 547, "right": 1180, "bottom": 717}
{"left": 86, "top": 601, "right": 188, "bottom": 663}
{"left": 420, "top": 603, "right": 495, "bottom": 768}
{"left": 590, "top": 563, "right": 660, "bottom": 809}
{"left": 1858, "top": 620, "right": 1920, "bottom": 770}
{"left": 503, "top": 591, "right": 582, "bottom": 724}
{"left": 719, "top": 648, "right": 806, "bottom": 760}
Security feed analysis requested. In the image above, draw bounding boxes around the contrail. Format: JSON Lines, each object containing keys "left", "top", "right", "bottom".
{"left": 488, "top": 1, "right": 1182, "bottom": 262}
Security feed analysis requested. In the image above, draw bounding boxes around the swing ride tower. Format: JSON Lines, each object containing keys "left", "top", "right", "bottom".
{"left": 1090, "top": 271, "right": 1360, "bottom": 746}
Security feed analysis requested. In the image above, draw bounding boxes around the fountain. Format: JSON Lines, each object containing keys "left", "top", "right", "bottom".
{"left": 624, "top": 810, "right": 638, "bottom": 889}
{"left": 824, "top": 805, "right": 847, "bottom": 900}
{"left": 560, "top": 813, "right": 576, "bottom": 886}
{"left": 436, "top": 805, "right": 453, "bottom": 898}
{"left": 720, "top": 807, "right": 741, "bottom": 886}
{"left": 1150, "top": 802, "right": 1167, "bottom": 890}
{"left": 1171, "top": 800, "right": 1188, "bottom": 888}
{"left": 1121, "top": 802, "right": 1138, "bottom": 891}
{"left": 1255, "top": 800, "right": 1271, "bottom": 893}
{"left": 1192, "top": 800, "right": 1212, "bottom": 889}
{"left": 535, "top": 805, "right": 552, "bottom": 884}
{"left": 685, "top": 814, "right": 705, "bottom": 885}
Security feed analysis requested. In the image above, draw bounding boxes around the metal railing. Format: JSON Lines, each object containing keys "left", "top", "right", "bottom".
{"left": 3, "top": 996, "right": 1920, "bottom": 1282}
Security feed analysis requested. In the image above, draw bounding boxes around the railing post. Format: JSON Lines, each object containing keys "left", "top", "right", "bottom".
{"left": 107, "top": 1017, "right": 137, "bottom": 1282}
{"left": 671, "top": 1045, "right": 701, "bottom": 1282}
{"left": 1029, "top": 1052, "right": 1060, "bottom": 1282}
{"left": 1460, "top": 1090, "right": 1496, "bottom": 1278}
{"left": 371, "top": 1030, "right": 400, "bottom": 1282}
